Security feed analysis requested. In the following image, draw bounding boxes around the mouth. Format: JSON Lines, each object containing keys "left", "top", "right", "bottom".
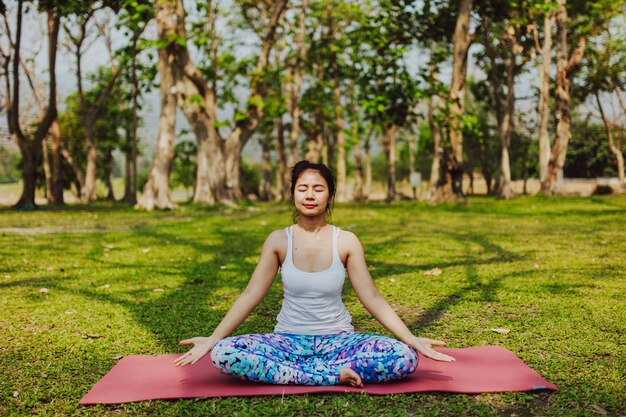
{"left": 303, "top": 204, "right": 317, "bottom": 209}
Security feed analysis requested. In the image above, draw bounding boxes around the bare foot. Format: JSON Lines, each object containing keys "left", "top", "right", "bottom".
{"left": 339, "top": 367, "right": 363, "bottom": 388}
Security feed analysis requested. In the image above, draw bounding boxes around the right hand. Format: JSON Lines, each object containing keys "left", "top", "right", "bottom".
{"left": 174, "top": 336, "right": 217, "bottom": 366}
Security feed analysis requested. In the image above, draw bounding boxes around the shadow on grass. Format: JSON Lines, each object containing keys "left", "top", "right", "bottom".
{"left": 353, "top": 230, "right": 526, "bottom": 332}
{"left": 16, "top": 220, "right": 282, "bottom": 356}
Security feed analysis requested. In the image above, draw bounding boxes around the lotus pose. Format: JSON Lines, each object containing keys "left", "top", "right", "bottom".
{"left": 175, "top": 161, "right": 455, "bottom": 387}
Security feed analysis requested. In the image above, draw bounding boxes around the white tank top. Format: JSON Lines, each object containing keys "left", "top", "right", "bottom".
{"left": 274, "top": 225, "right": 354, "bottom": 335}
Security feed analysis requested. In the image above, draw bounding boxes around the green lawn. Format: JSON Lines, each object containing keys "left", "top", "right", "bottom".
{"left": 1, "top": 196, "right": 625, "bottom": 416}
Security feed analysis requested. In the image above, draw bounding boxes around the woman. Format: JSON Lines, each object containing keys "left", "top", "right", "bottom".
{"left": 174, "top": 161, "right": 454, "bottom": 387}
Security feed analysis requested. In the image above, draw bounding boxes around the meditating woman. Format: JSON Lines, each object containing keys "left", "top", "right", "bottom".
{"left": 174, "top": 160, "right": 454, "bottom": 387}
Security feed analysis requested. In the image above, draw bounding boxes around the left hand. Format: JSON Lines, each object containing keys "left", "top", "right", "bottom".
{"left": 408, "top": 337, "right": 455, "bottom": 362}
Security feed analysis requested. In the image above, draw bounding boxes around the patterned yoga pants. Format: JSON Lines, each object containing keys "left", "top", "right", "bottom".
{"left": 210, "top": 332, "right": 418, "bottom": 385}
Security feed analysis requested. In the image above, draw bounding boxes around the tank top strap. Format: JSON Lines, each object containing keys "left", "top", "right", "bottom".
{"left": 284, "top": 226, "right": 293, "bottom": 266}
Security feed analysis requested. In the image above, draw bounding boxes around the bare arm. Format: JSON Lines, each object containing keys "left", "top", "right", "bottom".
{"left": 174, "top": 230, "right": 282, "bottom": 366}
{"left": 344, "top": 231, "right": 454, "bottom": 362}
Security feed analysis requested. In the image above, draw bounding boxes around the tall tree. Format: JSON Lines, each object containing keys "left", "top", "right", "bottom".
{"left": 118, "top": 0, "right": 154, "bottom": 205}
{"left": 147, "top": 0, "right": 287, "bottom": 206}
{"left": 63, "top": 2, "right": 124, "bottom": 202}
{"left": 528, "top": 0, "right": 556, "bottom": 184}
{"left": 2, "top": 0, "right": 60, "bottom": 209}
{"left": 541, "top": 0, "right": 623, "bottom": 194}
{"left": 137, "top": 0, "right": 180, "bottom": 210}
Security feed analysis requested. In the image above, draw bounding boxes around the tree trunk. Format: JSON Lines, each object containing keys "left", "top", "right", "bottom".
{"left": 136, "top": 0, "right": 179, "bottom": 210}
{"left": 334, "top": 80, "right": 347, "bottom": 202}
{"left": 123, "top": 39, "right": 139, "bottom": 205}
{"left": 50, "top": 118, "right": 63, "bottom": 205}
{"left": 8, "top": 3, "right": 59, "bottom": 209}
{"left": 287, "top": 0, "right": 306, "bottom": 166}
{"left": 353, "top": 124, "right": 364, "bottom": 201}
{"left": 82, "top": 123, "right": 98, "bottom": 202}
{"left": 364, "top": 135, "right": 372, "bottom": 199}
{"left": 408, "top": 128, "right": 417, "bottom": 199}
{"left": 382, "top": 125, "right": 398, "bottom": 202}
{"left": 20, "top": 145, "right": 38, "bottom": 209}
{"left": 103, "top": 149, "right": 115, "bottom": 201}
{"left": 59, "top": 145, "right": 85, "bottom": 194}
{"left": 497, "top": 33, "right": 517, "bottom": 200}
{"left": 596, "top": 92, "right": 625, "bottom": 190}
{"left": 542, "top": 0, "right": 586, "bottom": 195}
{"left": 223, "top": 133, "right": 243, "bottom": 201}
{"left": 537, "top": 6, "right": 555, "bottom": 183}
{"left": 426, "top": 97, "right": 443, "bottom": 199}
{"left": 260, "top": 134, "right": 273, "bottom": 201}
{"left": 42, "top": 136, "right": 53, "bottom": 202}
{"left": 275, "top": 114, "right": 289, "bottom": 200}
{"left": 305, "top": 122, "right": 324, "bottom": 163}
{"left": 432, "top": 0, "right": 472, "bottom": 203}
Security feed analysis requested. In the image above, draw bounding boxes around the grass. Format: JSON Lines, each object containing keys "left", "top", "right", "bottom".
{"left": 0, "top": 195, "right": 625, "bottom": 416}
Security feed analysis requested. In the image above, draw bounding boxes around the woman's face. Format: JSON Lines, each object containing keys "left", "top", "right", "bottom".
{"left": 293, "top": 169, "right": 330, "bottom": 218}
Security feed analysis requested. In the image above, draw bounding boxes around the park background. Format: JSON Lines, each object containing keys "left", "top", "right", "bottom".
{"left": 1, "top": 0, "right": 625, "bottom": 416}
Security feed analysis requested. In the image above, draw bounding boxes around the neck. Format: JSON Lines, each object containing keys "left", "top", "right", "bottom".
{"left": 296, "top": 215, "right": 328, "bottom": 233}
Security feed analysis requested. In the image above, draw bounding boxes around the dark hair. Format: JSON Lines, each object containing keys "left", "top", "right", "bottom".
{"left": 290, "top": 160, "right": 336, "bottom": 222}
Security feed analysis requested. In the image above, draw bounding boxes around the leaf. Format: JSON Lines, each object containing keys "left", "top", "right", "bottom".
{"left": 590, "top": 404, "right": 608, "bottom": 415}
{"left": 98, "top": 284, "right": 110, "bottom": 289}
{"left": 83, "top": 333, "right": 103, "bottom": 339}
{"left": 490, "top": 328, "right": 511, "bottom": 334}
{"left": 39, "top": 288, "right": 49, "bottom": 294}
{"left": 424, "top": 268, "right": 443, "bottom": 276}
{"left": 142, "top": 248, "right": 150, "bottom": 253}
{"left": 153, "top": 288, "right": 164, "bottom": 292}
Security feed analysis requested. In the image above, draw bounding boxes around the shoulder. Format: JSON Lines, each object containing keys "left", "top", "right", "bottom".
{"left": 336, "top": 227, "right": 363, "bottom": 251}
{"left": 263, "top": 228, "right": 288, "bottom": 251}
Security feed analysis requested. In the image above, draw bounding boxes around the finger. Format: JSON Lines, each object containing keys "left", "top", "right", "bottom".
{"left": 428, "top": 339, "right": 446, "bottom": 346}
{"left": 174, "top": 355, "right": 190, "bottom": 366}
{"left": 430, "top": 351, "right": 455, "bottom": 362}
{"left": 417, "top": 346, "right": 452, "bottom": 362}
{"left": 179, "top": 339, "right": 194, "bottom": 345}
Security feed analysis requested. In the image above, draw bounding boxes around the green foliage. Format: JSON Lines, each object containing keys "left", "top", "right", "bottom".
{"left": 565, "top": 118, "right": 626, "bottom": 178}
{"left": 59, "top": 66, "right": 126, "bottom": 188}
{"left": 171, "top": 141, "right": 197, "bottom": 193}
{"left": 240, "top": 158, "right": 261, "bottom": 197}
{"left": 0, "top": 145, "right": 20, "bottom": 184}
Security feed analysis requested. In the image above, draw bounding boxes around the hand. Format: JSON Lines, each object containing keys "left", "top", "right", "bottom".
{"left": 409, "top": 337, "right": 455, "bottom": 362}
{"left": 174, "top": 336, "right": 217, "bottom": 366}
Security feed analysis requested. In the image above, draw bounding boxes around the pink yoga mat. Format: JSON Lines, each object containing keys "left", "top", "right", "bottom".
{"left": 80, "top": 346, "right": 557, "bottom": 405}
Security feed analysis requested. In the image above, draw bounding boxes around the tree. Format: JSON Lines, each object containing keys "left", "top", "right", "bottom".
{"left": 117, "top": 0, "right": 154, "bottom": 205}
{"left": 356, "top": 0, "right": 420, "bottom": 202}
{"left": 528, "top": 0, "right": 557, "bottom": 184}
{"left": 141, "top": 0, "right": 287, "bottom": 207}
{"left": 58, "top": 69, "right": 125, "bottom": 200}
{"left": 443, "top": 0, "right": 473, "bottom": 202}
{"left": 1, "top": 0, "right": 60, "bottom": 209}
{"left": 63, "top": 1, "right": 125, "bottom": 203}
{"left": 582, "top": 30, "right": 626, "bottom": 189}
{"left": 541, "top": 0, "right": 623, "bottom": 194}
{"left": 137, "top": 0, "right": 180, "bottom": 210}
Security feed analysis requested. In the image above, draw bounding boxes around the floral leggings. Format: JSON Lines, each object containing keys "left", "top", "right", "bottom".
{"left": 210, "top": 332, "right": 418, "bottom": 385}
